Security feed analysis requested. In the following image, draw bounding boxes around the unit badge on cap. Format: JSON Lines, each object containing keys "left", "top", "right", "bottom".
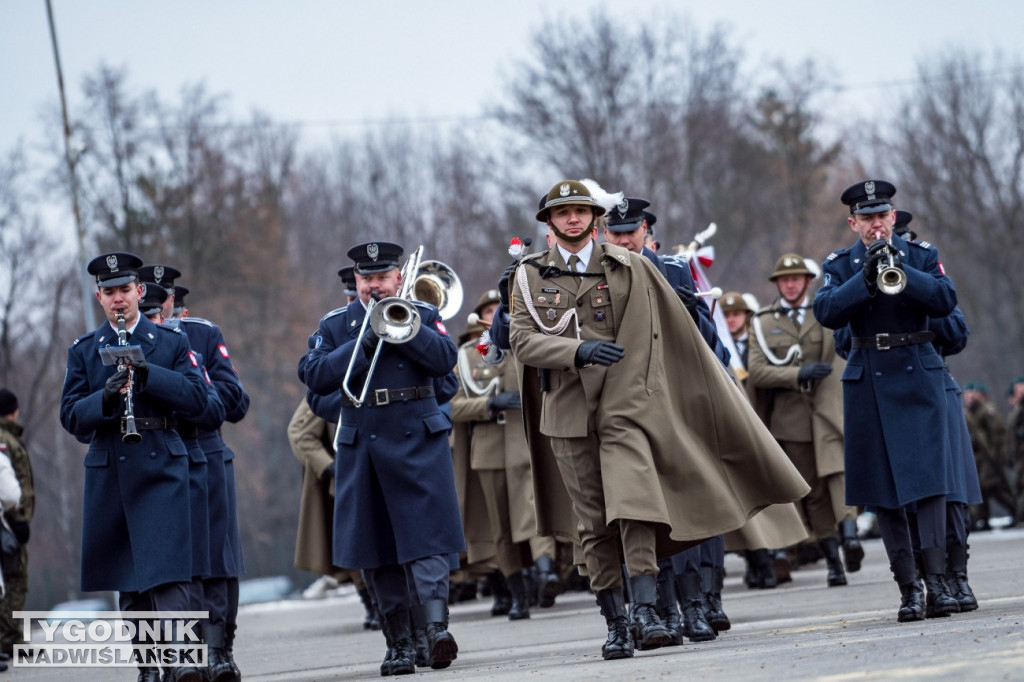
{"left": 106, "top": 254, "right": 119, "bottom": 270}
{"left": 785, "top": 256, "right": 799, "bottom": 267}
{"left": 154, "top": 266, "right": 165, "bottom": 280}
{"left": 616, "top": 197, "right": 629, "bottom": 218}
{"left": 559, "top": 183, "right": 571, "bottom": 197}
{"left": 864, "top": 181, "right": 875, "bottom": 198}
{"left": 367, "top": 243, "right": 379, "bottom": 261}
{"left": 140, "top": 283, "right": 147, "bottom": 296}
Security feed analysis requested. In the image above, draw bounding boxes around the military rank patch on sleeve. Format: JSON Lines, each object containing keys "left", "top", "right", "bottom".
{"left": 188, "top": 351, "right": 199, "bottom": 368}
{"left": 435, "top": 321, "right": 448, "bottom": 335}
{"left": 218, "top": 344, "right": 230, "bottom": 358}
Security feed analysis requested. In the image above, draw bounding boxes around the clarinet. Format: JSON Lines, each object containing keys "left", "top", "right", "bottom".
{"left": 115, "top": 313, "right": 143, "bottom": 444}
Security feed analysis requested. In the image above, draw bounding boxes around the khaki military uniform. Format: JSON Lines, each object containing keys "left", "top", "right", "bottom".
{"left": 1009, "top": 403, "right": 1024, "bottom": 520}
{"left": 510, "top": 243, "right": 809, "bottom": 591}
{"left": 451, "top": 342, "right": 553, "bottom": 576}
{"left": 747, "top": 301, "right": 853, "bottom": 540}
{"left": 287, "top": 401, "right": 363, "bottom": 586}
{"left": 0, "top": 416, "right": 32, "bottom": 652}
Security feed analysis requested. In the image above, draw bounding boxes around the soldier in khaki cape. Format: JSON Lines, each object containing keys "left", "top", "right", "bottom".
{"left": 451, "top": 291, "right": 564, "bottom": 620}
{"left": 748, "top": 253, "right": 862, "bottom": 588}
{"left": 509, "top": 180, "right": 809, "bottom": 661}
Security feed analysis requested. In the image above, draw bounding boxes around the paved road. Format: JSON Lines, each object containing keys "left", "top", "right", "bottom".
{"left": 13, "top": 529, "right": 1024, "bottom": 681}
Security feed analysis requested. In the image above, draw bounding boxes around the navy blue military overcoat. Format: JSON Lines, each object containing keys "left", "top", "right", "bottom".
{"left": 60, "top": 315, "right": 208, "bottom": 592}
{"left": 814, "top": 234, "right": 957, "bottom": 508}
{"left": 303, "top": 299, "right": 464, "bottom": 569}
{"left": 178, "top": 316, "right": 249, "bottom": 578}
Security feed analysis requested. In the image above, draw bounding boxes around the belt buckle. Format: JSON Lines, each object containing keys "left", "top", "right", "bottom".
{"left": 374, "top": 388, "right": 390, "bottom": 406}
{"left": 875, "top": 333, "right": 892, "bottom": 351}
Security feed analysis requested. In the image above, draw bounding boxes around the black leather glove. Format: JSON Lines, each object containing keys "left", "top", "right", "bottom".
{"left": 862, "top": 240, "right": 889, "bottom": 287}
{"left": 10, "top": 520, "right": 29, "bottom": 545}
{"left": 321, "top": 462, "right": 336, "bottom": 481}
{"left": 487, "top": 391, "right": 522, "bottom": 412}
{"left": 132, "top": 358, "right": 149, "bottom": 391}
{"left": 674, "top": 285, "right": 699, "bottom": 314}
{"left": 103, "top": 367, "right": 130, "bottom": 413}
{"left": 360, "top": 325, "right": 380, "bottom": 357}
{"left": 574, "top": 340, "right": 626, "bottom": 367}
{"left": 797, "top": 362, "right": 833, "bottom": 383}
{"left": 497, "top": 262, "right": 517, "bottom": 308}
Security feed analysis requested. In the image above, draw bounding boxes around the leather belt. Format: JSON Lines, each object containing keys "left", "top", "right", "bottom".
{"left": 341, "top": 385, "right": 435, "bottom": 407}
{"left": 851, "top": 331, "right": 935, "bottom": 351}
{"left": 122, "top": 416, "right": 177, "bottom": 433}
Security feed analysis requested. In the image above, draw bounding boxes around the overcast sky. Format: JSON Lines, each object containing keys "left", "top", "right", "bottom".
{"left": 3, "top": 0, "right": 1022, "bottom": 156}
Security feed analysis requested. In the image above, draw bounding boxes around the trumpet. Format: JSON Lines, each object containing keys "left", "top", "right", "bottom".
{"left": 875, "top": 239, "right": 907, "bottom": 295}
{"left": 115, "top": 313, "right": 142, "bottom": 444}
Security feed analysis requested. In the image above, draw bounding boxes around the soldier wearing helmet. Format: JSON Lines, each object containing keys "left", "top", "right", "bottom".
{"left": 509, "top": 180, "right": 810, "bottom": 661}
{"left": 748, "top": 252, "right": 859, "bottom": 590}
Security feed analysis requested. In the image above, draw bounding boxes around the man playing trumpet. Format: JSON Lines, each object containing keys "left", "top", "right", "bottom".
{"left": 814, "top": 180, "right": 960, "bottom": 622}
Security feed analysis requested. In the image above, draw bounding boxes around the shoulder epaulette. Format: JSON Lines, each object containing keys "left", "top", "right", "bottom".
{"left": 72, "top": 330, "right": 96, "bottom": 346}
{"left": 913, "top": 241, "right": 933, "bottom": 250}
{"left": 180, "top": 316, "right": 214, "bottom": 328}
{"left": 321, "top": 305, "right": 349, "bottom": 322}
{"left": 825, "top": 249, "right": 844, "bottom": 262}
{"left": 410, "top": 299, "right": 436, "bottom": 311}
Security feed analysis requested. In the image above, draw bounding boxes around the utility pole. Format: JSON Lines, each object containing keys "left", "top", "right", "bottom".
{"left": 46, "top": 0, "right": 95, "bottom": 330}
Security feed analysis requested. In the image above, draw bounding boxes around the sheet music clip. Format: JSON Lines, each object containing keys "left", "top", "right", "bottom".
{"left": 99, "top": 344, "right": 146, "bottom": 366}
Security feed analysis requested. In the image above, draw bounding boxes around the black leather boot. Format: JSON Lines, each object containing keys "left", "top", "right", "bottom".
{"left": 166, "top": 640, "right": 202, "bottom": 682}
{"left": 701, "top": 566, "right": 731, "bottom": 632}
{"left": 506, "top": 571, "right": 531, "bottom": 620}
{"left": 946, "top": 543, "right": 978, "bottom": 612}
{"left": 655, "top": 570, "right": 685, "bottom": 646}
{"left": 382, "top": 610, "right": 416, "bottom": 675}
{"left": 772, "top": 548, "right": 792, "bottom": 585}
{"left": 358, "top": 587, "right": 382, "bottom": 630}
{"left": 819, "top": 537, "right": 848, "bottom": 587}
{"left": 595, "top": 588, "right": 634, "bottom": 660}
{"left": 745, "top": 549, "right": 776, "bottom": 589}
{"left": 838, "top": 518, "right": 864, "bottom": 572}
{"left": 676, "top": 570, "right": 716, "bottom": 642}
{"left": 223, "top": 623, "right": 241, "bottom": 681}
{"left": 921, "top": 547, "right": 959, "bottom": 618}
{"left": 409, "top": 604, "right": 430, "bottom": 668}
{"left": 486, "top": 571, "right": 511, "bottom": 617}
{"left": 534, "top": 555, "right": 565, "bottom": 608}
{"left": 202, "top": 623, "right": 236, "bottom": 682}
{"left": 421, "top": 599, "right": 458, "bottom": 669}
{"left": 628, "top": 574, "right": 671, "bottom": 650}
{"left": 891, "top": 554, "right": 925, "bottom": 622}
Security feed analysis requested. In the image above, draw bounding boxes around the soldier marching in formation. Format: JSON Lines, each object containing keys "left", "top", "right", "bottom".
{"left": 53, "top": 171, "right": 1009, "bottom": 680}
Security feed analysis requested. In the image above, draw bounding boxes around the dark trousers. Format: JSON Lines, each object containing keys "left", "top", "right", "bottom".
{"left": 876, "top": 494, "right": 946, "bottom": 563}
{"left": 203, "top": 576, "right": 239, "bottom": 627}
{"left": 365, "top": 555, "right": 450, "bottom": 617}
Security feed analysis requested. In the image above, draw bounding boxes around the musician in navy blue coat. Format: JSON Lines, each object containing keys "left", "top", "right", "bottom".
{"left": 303, "top": 241, "right": 463, "bottom": 674}
{"left": 60, "top": 252, "right": 209, "bottom": 680}
{"left": 814, "top": 180, "right": 959, "bottom": 623}
{"left": 168, "top": 280, "right": 251, "bottom": 681}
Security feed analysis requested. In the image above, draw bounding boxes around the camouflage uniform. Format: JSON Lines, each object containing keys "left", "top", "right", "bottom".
{"left": 1008, "top": 402, "right": 1024, "bottom": 521}
{"left": 0, "top": 415, "right": 33, "bottom": 654}
{"left": 964, "top": 400, "right": 1012, "bottom": 526}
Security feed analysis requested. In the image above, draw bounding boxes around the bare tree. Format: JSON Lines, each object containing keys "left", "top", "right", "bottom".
{"left": 881, "top": 50, "right": 1024, "bottom": 399}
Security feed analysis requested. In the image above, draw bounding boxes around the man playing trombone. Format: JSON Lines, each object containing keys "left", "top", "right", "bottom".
{"left": 301, "top": 241, "right": 463, "bottom": 675}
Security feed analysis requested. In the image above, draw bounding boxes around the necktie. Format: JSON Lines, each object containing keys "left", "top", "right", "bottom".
{"left": 568, "top": 255, "right": 582, "bottom": 286}
{"left": 789, "top": 307, "right": 802, "bottom": 329}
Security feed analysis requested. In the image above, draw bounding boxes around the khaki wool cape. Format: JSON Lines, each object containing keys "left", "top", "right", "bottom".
{"left": 514, "top": 244, "right": 810, "bottom": 557}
